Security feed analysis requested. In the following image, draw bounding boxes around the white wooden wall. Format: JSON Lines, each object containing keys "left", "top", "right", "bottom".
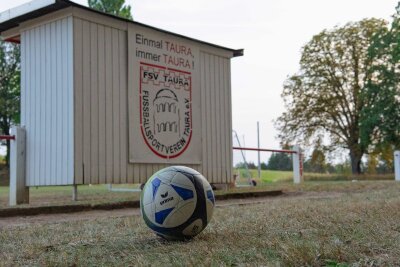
{"left": 21, "top": 17, "right": 74, "bottom": 186}
{"left": 18, "top": 9, "right": 234, "bottom": 185}
{"left": 199, "top": 51, "right": 233, "bottom": 183}
{"left": 73, "top": 17, "right": 202, "bottom": 185}
{"left": 72, "top": 15, "right": 235, "bottom": 185}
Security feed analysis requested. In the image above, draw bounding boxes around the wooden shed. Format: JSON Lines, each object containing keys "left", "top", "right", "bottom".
{"left": 0, "top": 0, "right": 243, "bottom": 187}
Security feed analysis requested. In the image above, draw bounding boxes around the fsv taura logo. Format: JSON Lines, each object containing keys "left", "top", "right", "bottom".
{"left": 140, "top": 63, "right": 192, "bottom": 159}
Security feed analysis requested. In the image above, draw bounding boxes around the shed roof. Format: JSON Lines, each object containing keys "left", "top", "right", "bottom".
{"left": 0, "top": 0, "right": 243, "bottom": 57}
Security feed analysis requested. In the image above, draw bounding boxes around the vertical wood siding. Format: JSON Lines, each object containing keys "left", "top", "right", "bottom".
{"left": 21, "top": 17, "right": 74, "bottom": 186}
{"left": 199, "top": 51, "right": 233, "bottom": 183}
{"left": 73, "top": 17, "right": 232, "bottom": 184}
{"left": 73, "top": 18, "right": 199, "bottom": 184}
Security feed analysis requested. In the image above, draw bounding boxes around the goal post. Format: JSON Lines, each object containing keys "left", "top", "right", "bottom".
{"left": 232, "top": 145, "right": 303, "bottom": 184}
{"left": 8, "top": 126, "right": 29, "bottom": 206}
{"left": 292, "top": 145, "right": 303, "bottom": 184}
{"left": 395, "top": 151, "right": 400, "bottom": 182}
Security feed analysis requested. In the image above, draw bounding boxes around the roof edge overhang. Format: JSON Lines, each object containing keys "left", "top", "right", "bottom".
{"left": 0, "top": 0, "right": 244, "bottom": 57}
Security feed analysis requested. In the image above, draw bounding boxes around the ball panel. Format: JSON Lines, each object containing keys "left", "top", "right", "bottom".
{"left": 142, "top": 202, "right": 155, "bottom": 222}
{"left": 171, "top": 184, "right": 194, "bottom": 201}
{"left": 171, "top": 172, "right": 195, "bottom": 188}
{"left": 196, "top": 174, "right": 212, "bottom": 190}
{"left": 205, "top": 200, "right": 214, "bottom": 223}
{"left": 175, "top": 197, "right": 196, "bottom": 210}
{"left": 142, "top": 183, "right": 155, "bottom": 206}
{"left": 155, "top": 170, "right": 177, "bottom": 183}
{"left": 173, "top": 165, "right": 200, "bottom": 175}
{"left": 182, "top": 218, "right": 203, "bottom": 236}
{"left": 162, "top": 198, "right": 196, "bottom": 228}
{"left": 151, "top": 177, "right": 162, "bottom": 201}
{"left": 163, "top": 209, "right": 184, "bottom": 228}
{"left": 206, "top": 189, "right": 215, "bottom": 205}
{"left": 173, "top": 200, "right": 196, "bottom": 224}
{"left": 154, "top": 184, "right": 180, "bottom": 213}
{"left": 155, "top": 207, "right": 174, "bottom": 225}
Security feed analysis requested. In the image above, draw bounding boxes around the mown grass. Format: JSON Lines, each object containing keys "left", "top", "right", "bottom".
{"left": 235, "top": 168, "right": 395, "bottom": 185}
{"left": 0, "top": 167, "right": 397, "bottom": 212}
{"left": 1, "top": 181, "right": 400, "bottom": 266}
{"left": 0, "top": 184, "right": 142, "bottom": 208}
{"left": 235, "top": 169, "right": 293, "bottom": 183}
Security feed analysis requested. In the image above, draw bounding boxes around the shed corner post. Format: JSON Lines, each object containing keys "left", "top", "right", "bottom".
{"left": 292, "top": 145, "right": 303, "bottom": 184}
{"left": 9, "top": 126, "right": 29, "bottom": 206}
{"left": 394, "top": 151, "right": 400, "bottom": 182}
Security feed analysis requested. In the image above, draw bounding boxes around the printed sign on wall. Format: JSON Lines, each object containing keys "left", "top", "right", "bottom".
{"left": 140, "top": 63, "right": 192, "bottom": 158}
{"left": 128, "top": 26, "right": 201, "bottom": 163}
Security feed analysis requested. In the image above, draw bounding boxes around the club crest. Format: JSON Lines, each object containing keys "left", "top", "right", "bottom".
{"left": 140, "top": 63, "right": 192, "bottom": 159}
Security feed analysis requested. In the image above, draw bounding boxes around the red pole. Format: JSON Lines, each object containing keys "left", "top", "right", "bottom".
{"left": 232, "top": 146, "right": 297, "bottom": 154}
{"left": 0, "top": 135, "right": 15, "bottom": 140}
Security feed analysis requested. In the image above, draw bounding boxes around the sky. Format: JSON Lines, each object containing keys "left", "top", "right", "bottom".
{"left": 0, "top": 0, "right": 398, "bottom": 162}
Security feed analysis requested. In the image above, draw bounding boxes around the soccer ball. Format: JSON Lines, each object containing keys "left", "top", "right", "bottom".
{"left": 140, "top": 166, "right": 215, "bottom": 240}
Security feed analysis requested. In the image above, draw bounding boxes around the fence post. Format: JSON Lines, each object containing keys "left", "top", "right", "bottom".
{"left": 257, "top": 122, "right": 261, "bottom": 179}
{"left": 395, "top": 151, "right": 400, "bottom": 182}
{"left": 9, "top": 126, "right": 29, "bottom": 206}
{"left": 292, "top": 145, "right": 303, "bottom": 184}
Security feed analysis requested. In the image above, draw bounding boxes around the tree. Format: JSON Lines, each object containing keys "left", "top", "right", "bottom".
{"left": 246, "top": 162, "right": 257, "bottom": 169}
{"left": 88, "top": 0, "right": 133, "bottom": 20}
{"left": 361, "top": 3, "right": 400, "bottom": 150}
{"left": 306, "top": 141, "right": 328, "bottom": 173}
{"left": 234, "top": 161, "right": 256, "bottom": 169}
{"left": 267, "top": 152, "right": 292, "bottom": 171}
{"left": 276, "top": 19, "right": 387, "bottom": 174}
{"left": 260, "top": 162, "right": 268, "bottom": 170}
{"left": 366, "top": 153, "right": 378, "bottom": 174}
{"left": 0, "top": 41, "right": 20, "bottom": 166}
{"left": 366, "top": 143, "right": 395, "bottom": 174}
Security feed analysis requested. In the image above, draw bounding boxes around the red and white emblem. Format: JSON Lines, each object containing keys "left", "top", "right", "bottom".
{"left": 139, "top": 63, "right": 192, "bottom": 159}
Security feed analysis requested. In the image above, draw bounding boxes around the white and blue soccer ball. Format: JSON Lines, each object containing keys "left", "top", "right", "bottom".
{"left": 140, "top": 166, "right": 215, "bottom": 240}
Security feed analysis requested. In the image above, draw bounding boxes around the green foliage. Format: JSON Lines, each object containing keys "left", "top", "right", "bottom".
{"left": 276, "top": 19, "right": 388, "bottom": 174}
{"left": 0, "top": 41, "right": 20, "bottom": 165}
{"left": 260, "top": 162, "right": 268, "bottom": 170}
{"left": 266, "top": 152, "right": 292, "bottom": 171}
{"left": 234, "top": 162, "right": 246, "bottom": 169}
{"left": 303, "top": 139, "right": 330, "bottom": 173}
{"left": 365, "top": 144, "right": 394, "bottom": 174}
{"left": 88, "top": 0, "right": 133, "bottom": 20}
{"left": 361, "top": 3, "right": 400, "bottom": 150}
{"left": 333, "top": 160, "right": 352, "bottom": 175}
{"left": 234, "top": 161, "right": 257, "bottom": 169}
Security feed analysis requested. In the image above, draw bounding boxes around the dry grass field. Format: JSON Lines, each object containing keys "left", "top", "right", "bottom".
{"left": 1, "top": 181, "right": 400, "bottom": 266}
